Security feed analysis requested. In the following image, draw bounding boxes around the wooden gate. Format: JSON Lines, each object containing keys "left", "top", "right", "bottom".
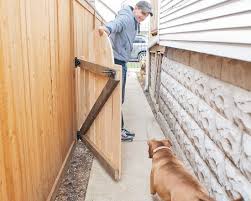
{"left": 73, "top": 0, "right": 122, "bottom": 180}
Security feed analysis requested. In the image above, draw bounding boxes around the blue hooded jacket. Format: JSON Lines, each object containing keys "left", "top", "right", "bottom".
{"left": 105, "top": 6, "right": 139, "bottom": 62}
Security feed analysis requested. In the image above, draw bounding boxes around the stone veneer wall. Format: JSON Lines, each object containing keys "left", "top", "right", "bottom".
{"left": 149, "top": 49, "right": 251, "bottom": 201}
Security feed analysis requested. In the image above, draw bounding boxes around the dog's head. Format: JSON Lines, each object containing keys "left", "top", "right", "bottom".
{"left": 147, "top": 139, "right": 172, "bottom": 158}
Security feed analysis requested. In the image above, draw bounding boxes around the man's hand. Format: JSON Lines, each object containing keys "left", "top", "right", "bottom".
{"left": 98, "top": 26, "right": 109, "bottom": 36}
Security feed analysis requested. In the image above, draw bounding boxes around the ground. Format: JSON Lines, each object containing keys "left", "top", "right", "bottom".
{"left": 55, "top": 142, "right": 93, "bottom": 201}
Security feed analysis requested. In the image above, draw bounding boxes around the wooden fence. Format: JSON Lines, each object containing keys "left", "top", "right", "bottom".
{"left": 0, "top": 0, "right": 121, "bottom": 200}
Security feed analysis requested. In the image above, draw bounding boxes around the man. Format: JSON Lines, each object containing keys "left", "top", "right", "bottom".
{"left": 98, "top": 1, "right": 153, "bottom": 141}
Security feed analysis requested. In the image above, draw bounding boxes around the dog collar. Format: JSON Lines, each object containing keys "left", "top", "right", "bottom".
{"left": 153, "top": 146, "right": 171, "bottom": 154}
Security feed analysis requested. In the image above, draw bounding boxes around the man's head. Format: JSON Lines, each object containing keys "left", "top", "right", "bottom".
{"left": 134, "top": 1, "right": 153, "bottom": 23}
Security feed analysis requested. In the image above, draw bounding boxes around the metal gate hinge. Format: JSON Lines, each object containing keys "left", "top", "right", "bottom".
{"left": 75, "top": 57, "right": 81, "bottom": 68}
{"left": 102, "top": 69, "right": 116, "bottom": 79}
{"left": 77, "top": 130, "right": 82, "bottom": 141}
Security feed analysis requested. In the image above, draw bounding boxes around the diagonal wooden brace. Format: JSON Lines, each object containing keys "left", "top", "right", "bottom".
{"left": 78, "top": 78, "right": 119, "bottom": 140}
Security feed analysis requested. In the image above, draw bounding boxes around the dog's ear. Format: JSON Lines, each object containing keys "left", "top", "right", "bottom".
{"left": 147, "top": 140, "right": 153, "bottom": 158}
{"left": 162, "top": 139, "right": 172, "bottom": 147}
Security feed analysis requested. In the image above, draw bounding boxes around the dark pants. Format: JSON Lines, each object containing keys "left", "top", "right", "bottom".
{"left": 114, "top": 59, "right": 127, "bottom": 129}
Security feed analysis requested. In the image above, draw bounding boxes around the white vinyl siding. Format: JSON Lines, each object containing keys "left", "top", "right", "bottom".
{"left": 159, "top": 0, "right": 251, "bottom": 62}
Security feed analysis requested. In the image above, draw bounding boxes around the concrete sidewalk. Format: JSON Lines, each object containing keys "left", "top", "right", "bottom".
{"left": 85, "top": 70, "right": 165, "bottom": 201}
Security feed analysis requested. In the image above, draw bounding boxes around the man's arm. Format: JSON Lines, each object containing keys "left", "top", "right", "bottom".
{"left": 98, "top": 11, "right": 129, "bottom": 36}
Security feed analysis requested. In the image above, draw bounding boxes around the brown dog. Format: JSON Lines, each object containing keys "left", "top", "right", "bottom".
{"left": 148, "top": 139, "right": 243, "bottom": 201}
{"left": 148, "top": 139, "right": 214, "bottom": 201}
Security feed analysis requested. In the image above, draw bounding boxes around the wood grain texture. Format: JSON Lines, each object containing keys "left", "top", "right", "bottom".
{"left": 0, "top": 0, "right": 74, "bottom": 200}
{"left": 79, "top": 79, "right": 119, "bottom": 136}
{"left": 73, "top": 0, "right": 122, "bottom": 180}
{"left": 0, "top": 0, "right": 121, "bottom": 200}
{"left": 47, "top": 141, "right": 76, "bottom": 201}
{"left": 150, "top": 0, "right": 158, "bottom": 35}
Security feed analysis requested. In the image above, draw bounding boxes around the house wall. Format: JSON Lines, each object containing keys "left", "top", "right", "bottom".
{"left": 159, "top": 0, "right": 251, "bottom": 62}
{"left": 148, "top": 47, "right": 251, "bottom": 201}
{"left": 149, "top": 2, "right": 251, "bottom": 199}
